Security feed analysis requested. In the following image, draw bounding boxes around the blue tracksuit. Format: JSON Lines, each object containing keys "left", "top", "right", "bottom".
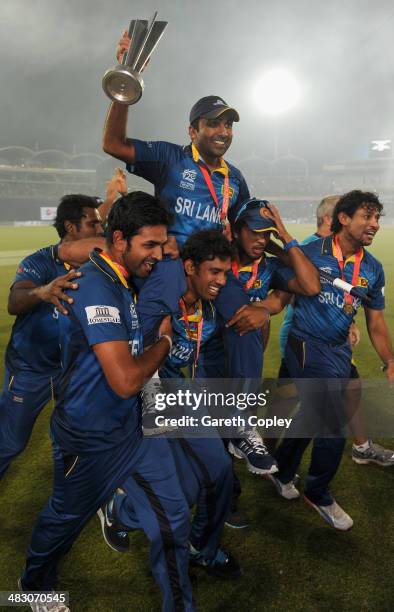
{"left": 21, "top": 250, "right": 195, "bottom": 612}
{"left": 127, "top": 139, "right": 264, "bottom": 378}
{"left": 274, "top": 236, "right": 385, "bottom": 505}
{"left": 0, "top": 245, "right": 68, "bottom": 479}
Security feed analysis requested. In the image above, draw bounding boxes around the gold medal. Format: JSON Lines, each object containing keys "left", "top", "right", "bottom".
{"left": 343, "top": 303, "right": 353, "bottom": 315}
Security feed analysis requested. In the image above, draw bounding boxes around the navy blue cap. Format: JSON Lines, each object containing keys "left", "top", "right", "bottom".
{"left": 233, "top": 198, "right": 278, "bottom": 232}
{"left": 189, "top": 96, "right": 240, "bottom": 124}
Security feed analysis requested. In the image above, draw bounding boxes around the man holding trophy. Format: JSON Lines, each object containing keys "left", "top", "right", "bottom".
{"left": 102, "top": 19, "right": 277, "bottom": 477}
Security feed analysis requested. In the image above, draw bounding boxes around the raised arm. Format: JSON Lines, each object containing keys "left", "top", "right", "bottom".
{"left": 263, "top": 203, "right": 320, "bottom": 296}
{"left": 97, "top": 167, "right": 128, "bottom": 221}
{"left": 103, "top": 31, "right": 136, "bottom": 164}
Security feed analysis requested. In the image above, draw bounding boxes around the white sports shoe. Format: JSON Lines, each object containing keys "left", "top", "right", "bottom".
{"left": 264, "top": 473, "right": 300, "bottom": 500}
{"left": 304, "top": 497, "right": 353, "bottom": 531}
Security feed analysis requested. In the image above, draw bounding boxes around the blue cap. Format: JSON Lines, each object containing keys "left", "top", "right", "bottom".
{"left": 189, "top": 96, "right": 240, "bottom": 124}
{"left": 233, "top": 198, "right": 278, "bottom": 233}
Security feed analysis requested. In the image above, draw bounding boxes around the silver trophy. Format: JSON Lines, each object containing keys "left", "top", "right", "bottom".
{"left": 102, "top": 12, "right": 168, "bottom": 105}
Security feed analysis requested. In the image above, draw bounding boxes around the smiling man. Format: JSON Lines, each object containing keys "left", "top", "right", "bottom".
{"left": 102, "top": 32, "right": 270, "bottom": 386}
{"left": 20, "top": 192, "right": 196, "bottom": 611}
{"left": 263, "top": 190, "right": 394, "bottom": 530}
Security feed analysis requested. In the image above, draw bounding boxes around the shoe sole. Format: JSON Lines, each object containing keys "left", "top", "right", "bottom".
{"left": 263, "top": 473, "right": 300, "bottom": 500}
{"left": 303, "top": 495, "right": 353, "bottom": 531}
{"left": 352, "top": 456, "right": 394, "bottom": 467}
{"left": 228, "top": 442, "right": 279, "bottom": 475}
{"left": 97, "top": 508, "right": 129, "bottom": 553}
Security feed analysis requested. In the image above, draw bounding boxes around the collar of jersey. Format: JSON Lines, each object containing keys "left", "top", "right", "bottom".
{"left": 235, "top": 256, "right": 263, "bottom": 273}
{"left": 331, "top": 235, "right": 364, "bottom": 264}
{"left": 191, "top": 144, "right": 229, "bottom": 177}
{"left": 90, "top": 249, "right": 130, "bottom": 288}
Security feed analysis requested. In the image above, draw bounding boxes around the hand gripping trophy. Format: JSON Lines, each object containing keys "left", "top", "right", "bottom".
{"left": 102, "top": 12, "right": 168, "bottom": 105}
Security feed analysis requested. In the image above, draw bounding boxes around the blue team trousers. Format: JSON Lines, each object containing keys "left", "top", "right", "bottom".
{"left": 114, "top": 436, "right": 233, "bottom": 563}
{"left": 21, "top": 431, "right": 194, "bottom": 612}
{"left": 137, "top": 258, "right": 263, "bottom": 378}
{"left": 0, "top": 367, "right": 58, "bottom": 480}
{"left": 274, "top": 334, "right": 351, "bottom": 506}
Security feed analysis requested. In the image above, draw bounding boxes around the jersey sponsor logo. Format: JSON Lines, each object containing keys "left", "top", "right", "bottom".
{"left": 180, "top": 168, "right": 197, "bottom": 191}
{"left": 17, "top": 266, "right": 40, "bottom": 278}
{"left": 171, "top": 343, "right": 193, "bottom": 362}
{"left": 175, "top": 197, "right": 221, "bottom": 224}
{"left": 85, "top": 305, "right": 121, "bottom": 325}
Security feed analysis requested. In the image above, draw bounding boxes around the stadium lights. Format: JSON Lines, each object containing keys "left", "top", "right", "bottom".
{"left": 253, "top": 68, "right": 301, "bottom": 115}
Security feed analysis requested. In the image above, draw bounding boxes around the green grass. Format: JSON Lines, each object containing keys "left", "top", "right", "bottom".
{"left": 0, "top": 225, "right": 394, "bottom": 612}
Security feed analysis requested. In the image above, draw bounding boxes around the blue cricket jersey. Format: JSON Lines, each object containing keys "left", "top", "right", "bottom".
{"left": 127, "top": 141, "right": 250, "bottom": 245}
{"left": 289, "top": 236, "right": 385, "bottom": 345}
{"left": 235, "top": 255, "right": 291, "bottom": 302}
{"left": 52, "top": 250, "right": 144, "bottom": 453}
{"left": 5, "top": 245, "right": 70, "bottom": 375}
{"left": 161, "top": 300, "right": 218, "bottom": 377}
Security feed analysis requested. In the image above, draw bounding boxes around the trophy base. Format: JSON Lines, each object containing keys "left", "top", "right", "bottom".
{"left": 102, "top": 65, "right": 144, "bottom": 105}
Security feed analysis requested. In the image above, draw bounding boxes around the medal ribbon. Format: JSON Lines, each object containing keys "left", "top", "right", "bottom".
{"left": 198, "top": 164, "right": 229, "bottom": 223}
{"left": 179, "top": 298, "right": 204, "bottom": 374}
{"left": 231, "top": 259, "right": 260, "bottom": 290}
{"left": 333, "top": 236, "right": 362, "bottom": 308}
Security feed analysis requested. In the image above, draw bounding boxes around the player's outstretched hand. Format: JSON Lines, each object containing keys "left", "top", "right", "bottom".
{"left": 37, "top": 270, "right": 82, "bottom": 315}
{"left": 106, "top": 167, "right": 128, "bottom": 201}
{"left": 226, "top": 304, "right": 270, "bottom": 335}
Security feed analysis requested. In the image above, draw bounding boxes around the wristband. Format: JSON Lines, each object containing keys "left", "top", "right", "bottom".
{"left": 284, "top": 239, "right": 299, "bottom": 252}
{"left": 158, "top": 334, "right": 172, "bottom": 351}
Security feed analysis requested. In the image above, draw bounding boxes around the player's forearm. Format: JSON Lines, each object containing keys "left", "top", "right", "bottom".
{"left": 116, "top": 337, "right": 171, "bottom": 398}
{"left": 103, "top": 102, "right": 134, "bottom": 163}
{"left": 8, "top": 286, "right": 44, "bottom": 315}
{"left": 257, "top": 290, "right": 291, "bottom": 315}
{"left": 367, "top": 321, "right": 394, "bottom": 364}
{"left": 58, "top": 238, "right": 105, "bottom": 267}
{"left": 287, "top": 249, "right": 320, "bottom": 295}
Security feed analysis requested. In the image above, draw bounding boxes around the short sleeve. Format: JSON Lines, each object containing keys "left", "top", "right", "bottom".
{"left": 126, "top": 140, "right": 177, "bottom": 187}
{"left": 69, "top": 278, "right": 129, "bottom": 346}
{"left": 13, "top": 248, "right": 55, "bottom": 287}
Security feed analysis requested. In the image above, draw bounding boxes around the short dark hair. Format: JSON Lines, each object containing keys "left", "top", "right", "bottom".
{"left": 54, "top": 194, "right": 100, "bottom": 238}
{"left": 331, "top": 190, "right": 383, "bottom": 233}
{"left": 181, "top": 229, "right": 233, "bottom": 265}
{"left": 106, "top": 191, "right": 172, "bottom": 245}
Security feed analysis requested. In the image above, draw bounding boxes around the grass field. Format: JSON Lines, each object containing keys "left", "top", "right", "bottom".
{"left": 0, "top": 225, "right": 393, "bottom": 612}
